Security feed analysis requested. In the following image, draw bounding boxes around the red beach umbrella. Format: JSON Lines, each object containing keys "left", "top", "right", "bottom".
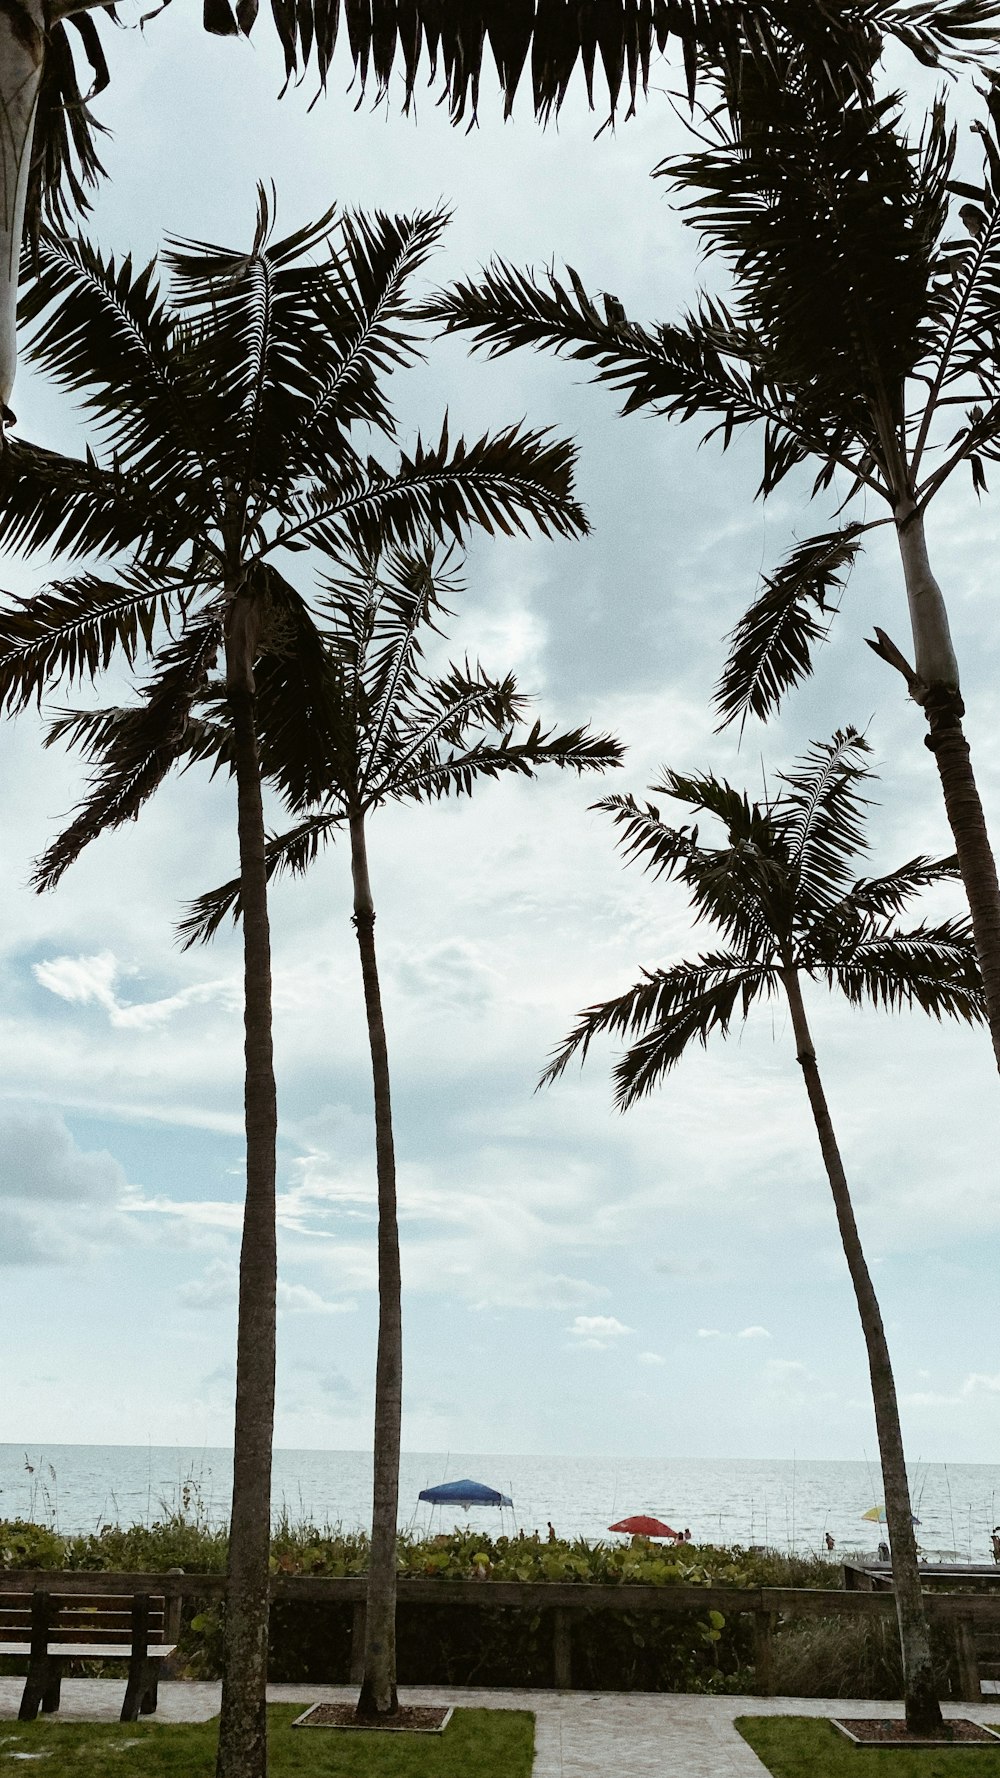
{"left": 608, "top": 1514, "right": 678, "bottom": 1538}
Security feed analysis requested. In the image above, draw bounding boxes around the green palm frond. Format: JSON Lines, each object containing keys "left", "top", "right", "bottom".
{"left": 390, "top": 720, "right": 623, "bottom": 806}
{"left": 846, "top": 853, "right": 962, "bottom": 917}
{"left": 287, "top": 208, "right": 448, "bottom": 471}
{"left": 591, "top": 790, "right": 703, "bottom": 879}
{"left": 0, "top": 439, "right": 184, "bottom": 563}
{"left": 539, "top": 952, "right": 774, "bottom": 1100}
{"left": 662, "top": 65, "right": 952, "bottom": 426}
{"left": 275, "top": 419, "right": 589, "bottom": 559}
{"left": 715, "top": 524, "right": 867, "bottom": 730}
{"left": 0, "top": 570, "right": 176, "bottom": 712}
{"left": 177, "top": 811, "right": 342, "bottom": 948}
{"left": 778, "top": 729, "right": 872, "bottom": 910}
{"left": 821, "top": 917, "right": 985, "bottom": 1022}
{"left": 26, "top": 14, "right": 108, "bottom": 239}
{"left": 17, "top": 233, "right": 209, "bottom": 499}
{"left": 32, "top": 613, "right": 223, "bottom": 892}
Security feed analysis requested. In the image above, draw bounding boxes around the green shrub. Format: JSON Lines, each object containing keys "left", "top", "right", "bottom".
{"left": 0, "top": 1517, "right": 921, "bottom": 1696}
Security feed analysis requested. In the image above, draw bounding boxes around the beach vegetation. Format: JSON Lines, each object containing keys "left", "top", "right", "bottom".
{"left": 0, "top": 1519, "right": 965, "bottom": 1699}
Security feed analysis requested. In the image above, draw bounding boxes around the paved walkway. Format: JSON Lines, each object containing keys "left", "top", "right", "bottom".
{"left": 1, "top": 1680, "right": 998, "bottom": 1775}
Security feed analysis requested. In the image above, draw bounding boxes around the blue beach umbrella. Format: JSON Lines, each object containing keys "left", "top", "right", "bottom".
{"left": 418, "top": 1478, "right": 513, "bottom": 1509}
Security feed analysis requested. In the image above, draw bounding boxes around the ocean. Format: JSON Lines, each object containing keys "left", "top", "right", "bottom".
{"left": 3, "top": 1445, "right": 999, "bottom": 1564}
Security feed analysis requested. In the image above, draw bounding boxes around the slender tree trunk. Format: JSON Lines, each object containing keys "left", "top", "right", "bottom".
{"left": 895, "top": 505, "right": 1000, "bottom": 1073}
{"left": 781, "top": 966, "right": 941, "bottom": 1735}
{"left": 0, "top": 0, "right": 44, "bottom": 420}
{"left": 216, "top": 593, "right": 278, "bottom": 1778}
{"left": 350, "top": 810, "right": 402, "bottom": 1720}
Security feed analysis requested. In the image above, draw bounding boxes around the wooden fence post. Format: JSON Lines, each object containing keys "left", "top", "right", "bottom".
{"left": 553, "top": 1609, "right": 572, "bottom": 1689}
{"left": 753, "top": 1611, "right": 778, "bottom": 1697}
{"left": 954, "top": 1617, "right": 981, "bottom": 1703}
{"left": 163, "top": 1571, "right": 183, "bottom": 1645}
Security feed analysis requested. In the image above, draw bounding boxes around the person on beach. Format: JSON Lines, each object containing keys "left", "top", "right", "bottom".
{"left": 991, "top": 1527, "right": 1000, "bottom": 1564}
{"left": 825, "top": 1532, "right": 836, "bottom": 1552}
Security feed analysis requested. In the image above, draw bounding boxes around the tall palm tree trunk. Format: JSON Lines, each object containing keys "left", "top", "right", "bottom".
{"left": 350, "top": 810, "right": 402, "bottom": 1719}
{"left": 895, "top": 508, "right": 1000, "bottom": 1074}
{"left": 216, "top": 596, "right": 279, "bottom": 1778}
{"left": 0, "top": 0, "right": 44, "bottom": 420}
{"left": 781, "top": 966, "right": 941, "bottom": 1735}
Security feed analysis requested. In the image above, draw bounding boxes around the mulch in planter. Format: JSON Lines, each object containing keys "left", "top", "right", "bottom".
{"left": 833, "top": 1717, "right": 1000, "bottom": 1748}
{"left": 292, "top": 1703, "right": 453, "bottom": 1733}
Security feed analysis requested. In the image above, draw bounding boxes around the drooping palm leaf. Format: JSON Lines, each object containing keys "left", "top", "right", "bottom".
{"left": 539, "top": 951, "right": 773, "bottom": 1095}
{"left": 715, "top": 523, "right": 867, "bottom": 729}
{"left": 818, "top": 917, "right": 985, "bottom": 1021}
{"left": 0, "top": 570, "right": 172, "bottom": 712}
{"left": 31, "top": 613, "right": 223, "bottom": 891}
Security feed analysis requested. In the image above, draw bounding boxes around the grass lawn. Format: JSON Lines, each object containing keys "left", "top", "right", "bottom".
{"left": 0, "top": 1705, "right": 534, "bottom": 1776}
{"left": 737, "top": 1716, "right": 1000, "bottom": 1778}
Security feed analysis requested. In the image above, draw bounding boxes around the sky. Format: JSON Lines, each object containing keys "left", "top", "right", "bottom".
{"left": 0, "top": 12, "right": 998, "bottom": 1473}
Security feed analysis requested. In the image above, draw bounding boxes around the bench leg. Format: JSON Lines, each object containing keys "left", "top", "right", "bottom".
{"left": 41, "top": 1664, "right": 62, "bottom": 1714}
{"left": 19, "top": 1659, "right": 52, "bottom": 1722}
{"left": 121, "top": 1658, "right": 147, "bottom": 1722}
{"left": 139, "top": 1661, "right": 160, "bottom": 1715}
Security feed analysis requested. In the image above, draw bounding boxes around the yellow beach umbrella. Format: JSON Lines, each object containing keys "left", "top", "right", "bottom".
{"left": 861, "top": 1505, "right": 920, "bottom": 1525}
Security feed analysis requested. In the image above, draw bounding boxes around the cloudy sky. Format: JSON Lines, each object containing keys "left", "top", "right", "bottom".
{"left": 1, "top": 14, "right": 998, "bottom": 1471}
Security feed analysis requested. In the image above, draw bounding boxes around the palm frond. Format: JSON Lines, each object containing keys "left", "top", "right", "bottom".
{"left": 32, "top": 613, "right": 223, "bottom": 891}
{"left": 287, "top": 208, "right": 449, "bottom": 476}
{"left": 778, "top": 728, "right": 872, "bottom": 910}
{"left": 0, "top": 439, "right": 186, "bottom": 563}
{"left": 177, "top": 811, "right": 341, "bottom": 947}
{"left": 389, "top": 720, "right": 623, "bottom": 806}
{"left": 539, "top": 952, "right": 774, "bottom": 1103}
{"left": 715, "top": 523, "right": 866, "bottom": 730}
{"left": 25, "top": 14, "right": 108, "bottom": 239}
{"left": 0, "top": 571, "right": 174, "bottom": 712}
{"left": 17, "top": 233, "right": 211, "bottom": 502}
{"left": 846, "top": 853, "right": 961, "bottom": 916}
{"left": 274, "top": 418, "right": 589, "bottom": 558}
{"left": 913, "top": 79, "right": 1000, "bottom": 480}
{"left": 822, "top": 917, "right": 985, "bottom": 1022}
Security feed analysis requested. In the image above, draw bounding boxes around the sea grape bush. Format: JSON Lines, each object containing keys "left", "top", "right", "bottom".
{"left": 0, "top": 1517, "right": 859, "bottom": 1691}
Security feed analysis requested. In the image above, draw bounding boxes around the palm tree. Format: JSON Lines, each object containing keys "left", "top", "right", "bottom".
{"left": 423, "top": 56, "right": 1000, "bottom": 1073}
{"left": 167, "top": 537, "right": 621, "bottom": 1717}
{"left": 3, "top": 2, "right": 995, "bottom": 419}
{"left": 0, "top": 195, "right": 590, "bottom": 1778}
{"left": 541, "top": 729, "right": 984, "bottom": 1733}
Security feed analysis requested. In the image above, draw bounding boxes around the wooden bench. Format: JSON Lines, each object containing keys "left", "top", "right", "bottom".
{"left": 0, "top": 1588, "right": 176, "bottom": 1721}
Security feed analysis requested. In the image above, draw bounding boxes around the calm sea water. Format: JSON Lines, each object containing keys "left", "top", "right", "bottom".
{"left": 4, "top": 1446, "right": 999, "bottom": 1564}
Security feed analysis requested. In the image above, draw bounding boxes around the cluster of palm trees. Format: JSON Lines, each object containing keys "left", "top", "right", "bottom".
{"left": 0, "top": 3, "right": 999, "bottom": 1774}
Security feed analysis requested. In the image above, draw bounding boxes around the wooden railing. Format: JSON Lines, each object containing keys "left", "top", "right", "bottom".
{"left": 3, "top": 1569, "right": 999, "bottom": 1698}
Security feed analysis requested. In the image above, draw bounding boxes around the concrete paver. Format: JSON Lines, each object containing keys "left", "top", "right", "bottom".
{"left": 0, "top": 1679, "right": 998, "bottom": 1775}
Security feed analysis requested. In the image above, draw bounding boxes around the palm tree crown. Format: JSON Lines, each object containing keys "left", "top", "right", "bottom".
{"left": 0, "top": 191, "right": 589, "bottom": 865}
{"left": 175, "top": 538, "right": 621, "bottom": 944}
{"left": 544, "top": 730, "right": 983, "bottom": 1103}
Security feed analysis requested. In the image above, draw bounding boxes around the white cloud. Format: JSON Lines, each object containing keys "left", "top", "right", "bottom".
{"left": 180, "top": 1261, "right": 357, "bottom": 1316}
{"left": 638, "top": 1351, "right": 666, "bottom": 1366}
{"left": 179, "top": 1259, "right": 236, "bottom": 1309}
{"left": 34, "top": 952, "right": 235, "bottom": 1030}
{"left": 567, "top": 1314, "right": 633, "bottom": 1349}
{"left": 737, "top": 1325, "right": 772, "bottom": 1341}
{"left": 697, "top": 1328, "right": 724, "bottom": 1340}
{"left": 764, "top": 1360, "right": 809, "bottom": 1381}
{"left": 276, "top": 1282, "right": 357, "bottom": 1316}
